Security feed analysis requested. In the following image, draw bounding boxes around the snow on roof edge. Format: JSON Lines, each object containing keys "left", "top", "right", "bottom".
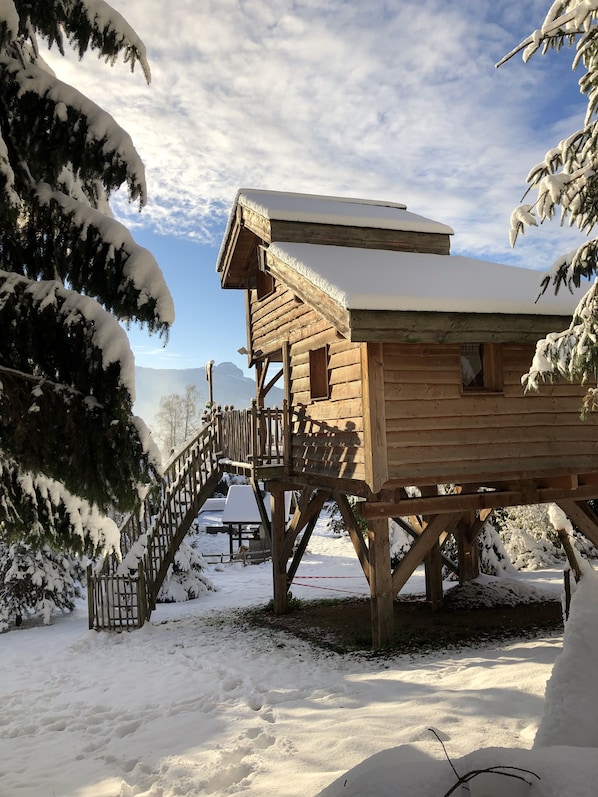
{"left": 237, "top": 188, "right": 454, "bottom": 235}
{"left": 267, "top": 242, "right": 586, "bottom": 317}
{"left": 238, "top": 187, "right": 408, "bottom": 211}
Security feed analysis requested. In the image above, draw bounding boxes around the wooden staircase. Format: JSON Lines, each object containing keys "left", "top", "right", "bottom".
{"left": 87, "top": 416, "right": 223, "bottom": 630}
{"left": 87, "top": 402, "right": 288, "bottom": 630}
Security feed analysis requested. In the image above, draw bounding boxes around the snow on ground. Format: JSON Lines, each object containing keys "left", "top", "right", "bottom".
{"left": 1, "top": 516, "right": 597, "bottom": 796}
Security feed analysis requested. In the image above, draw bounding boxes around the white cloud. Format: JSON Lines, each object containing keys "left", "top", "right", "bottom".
{"left": 44, "top": 0, "right": 588, "bottom": 267}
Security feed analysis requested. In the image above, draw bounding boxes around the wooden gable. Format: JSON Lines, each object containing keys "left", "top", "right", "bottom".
{"left": 217, "top": 189, "right": 453, "bottom": 291}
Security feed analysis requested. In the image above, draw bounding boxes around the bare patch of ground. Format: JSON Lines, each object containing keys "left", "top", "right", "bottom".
{"left": 246, "top": 593, "right": 564, "bottom": 654}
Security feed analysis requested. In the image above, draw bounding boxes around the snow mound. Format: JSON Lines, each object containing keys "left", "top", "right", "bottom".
{"left": 534, "top": 564, "right": 598, "bottom": 748}
{"left": 444, "top": 576, "right": 556, "bottom": 610}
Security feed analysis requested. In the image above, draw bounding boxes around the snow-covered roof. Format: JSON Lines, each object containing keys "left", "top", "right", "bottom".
{"left": 268, "top": 242, "right": 586, "bottom": 316}
{"left": 221, "top": 485, "right": 292, "bottom": 523}
{"left": 237, "top": 188, "right": 454, "bottom": 235}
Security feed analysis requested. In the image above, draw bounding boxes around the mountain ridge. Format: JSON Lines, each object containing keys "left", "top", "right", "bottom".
{"left": 133, "top": 362, "right": 284, "bottom": 427}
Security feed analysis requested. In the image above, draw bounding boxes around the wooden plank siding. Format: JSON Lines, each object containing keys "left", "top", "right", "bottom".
{"left": 290, "top": 337, "right": 366, "bottom": 483}
{"left": 382, "top": 342, "right": 598, "bottom": 487}
{"left": 349, "top": 309, "right": 575, "bottom": 345}
{"left": 248, "top": 279, "right": 314, "bottom": 357}
{"left": 247, "top": 277, "right": 367, "bottom": 483}
{"left": 239, "top": 207, "right": 451, "bottom": 255}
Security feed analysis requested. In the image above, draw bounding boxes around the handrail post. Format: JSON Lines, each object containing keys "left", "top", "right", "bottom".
{"left": 215, "top": 405, "right": 223, "bottom": 456}
{"left": 87, "top": 564, "right": 94, "bottom": 630}
{"left": 137, "top": 561, "right": 148, "bottom": 627}
{"left": 283, "top": 398, "right": 291, "bottom": 474}
{"left": 250, "top": 398, "right": 259, "bottom": 464}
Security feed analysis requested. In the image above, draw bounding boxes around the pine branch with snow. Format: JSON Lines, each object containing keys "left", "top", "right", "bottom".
{"left": 500, "top": 2, "right": 598, "bottom": 405}
{"left": 0, "top": 1, "right": 174, "bottom": 554}
{"left": 156, "top": 535, "right": 216, "bottom": 603}
{"left": 0, "top": 457, "right": 120, "bottom": 553}
{"left": 0, "top": 539, "right": 84, "bottom": 631}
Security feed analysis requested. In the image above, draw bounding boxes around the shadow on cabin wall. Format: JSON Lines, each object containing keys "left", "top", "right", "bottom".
{"left": 292, "top": 405, "right": 360, "bottom": 480}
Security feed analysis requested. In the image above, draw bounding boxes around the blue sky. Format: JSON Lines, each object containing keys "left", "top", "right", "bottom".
{"left": 46, "top": 0, "right": 588, "bottom": 375}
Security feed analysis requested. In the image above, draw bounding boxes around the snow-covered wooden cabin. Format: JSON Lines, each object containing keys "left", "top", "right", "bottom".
{"left": 216, "top": 188, "right": 598, "bottom": 647}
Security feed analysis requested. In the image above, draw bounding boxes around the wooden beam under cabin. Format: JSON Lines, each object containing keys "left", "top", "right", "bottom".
{"left": 286, "top": 493, "right": 331, "bottom": 586}
{"left": 334, "top": 492, "right": 371, "bottom": 583}
{"left": 282, "top": 488, "right": 330, "bottom": 563}
{"left": 271, "top": 487, "right": 289, "bottom": 614}
{"left": 391, "top": 513, "right": 462, "bottom": 594}
{"left": 360, "top": 482, "right": 598, "bottom": 518}
{"left": 348, "top": 309, "right": 574, "bottom": 345}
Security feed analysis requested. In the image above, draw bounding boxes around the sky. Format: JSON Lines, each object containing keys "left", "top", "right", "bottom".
{"left": 2, "top": 513, "right": 598, "bottom": 796}
{"left": 45, "top": 0, "right": 590, "bottom": 374}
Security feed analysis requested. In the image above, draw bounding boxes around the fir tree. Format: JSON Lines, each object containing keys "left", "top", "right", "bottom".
{"left": 499, "top": 3, "right": 598, "bottom": 410}
{"left": 0, "top": 2, "right": 174, "bottom": 553}
{"left": 156, "top": 533, "right": 215, "bottom": 604}
{"left": 0, "top": 539, "right": 83, "bottom": 631}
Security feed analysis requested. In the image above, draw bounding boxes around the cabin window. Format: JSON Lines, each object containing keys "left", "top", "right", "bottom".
{"left": 460, "top": 343, "right": 503, "bottom": 392}
{"left": 256, "top": 268, "right": 275, "bottom": 300}
{"left": 309, "top": 345, "right": 330, "bottom": 400}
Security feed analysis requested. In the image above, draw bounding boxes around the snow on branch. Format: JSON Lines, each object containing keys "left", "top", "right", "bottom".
{"left": 0, "top": 1, "right": 19, "bottom": 45}
{"left": 0, "top": 53, "right": 147, "bottom": 204}
{"left": 496, "top": 2, "right": 598, "bottom": 68}
{"left": 65, "top": 0, "right": 151, "bottom": 82}
{"left": 35, "top": 183, "right": 174, "bottom": 327}
{"left": 0, "top": 269, "right": 137, "bottom": 396}
{"left": 523, "top": 277, "right": 598, "bottom": 408}
{"left": 0, "top": 456, "right": 121, "bottom": 555}
{"left": 0, "top": 131, "right": 18, "bottom": 208}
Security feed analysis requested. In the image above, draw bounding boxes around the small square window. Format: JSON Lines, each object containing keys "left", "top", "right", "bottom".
{"left": 461, "top": 343, "right": 503, "bottom": 392}
{"left": 256, "top": 269, "right": 275, "bottom": 300}
{"left": 309, "top": 346, "right": 329, "bottom": 400}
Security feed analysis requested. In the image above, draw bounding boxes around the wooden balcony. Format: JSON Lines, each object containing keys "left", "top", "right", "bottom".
{"left": 214, "top": 400, "right": 289, "bottom": 479}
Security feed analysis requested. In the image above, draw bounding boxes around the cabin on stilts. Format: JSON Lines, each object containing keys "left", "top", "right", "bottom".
{"left": 216, "top": 188, "right": 598, "bottom": 649}
{"left": 87, "top": 188, "right": 598, "bottom": 644}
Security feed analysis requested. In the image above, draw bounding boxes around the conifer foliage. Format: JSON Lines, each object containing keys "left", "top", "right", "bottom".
{"left": 0, "top": 539, "right": 83, "bottom": 631}
{"left": 0, "top": 2, "right": 174, "bottom": 553}
{"left": 499, "top": 3, "right": 598, "bottom": 410}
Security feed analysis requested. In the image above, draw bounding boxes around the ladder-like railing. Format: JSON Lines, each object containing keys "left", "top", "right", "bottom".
{"left": 87, "top": 403, "right": 289, "bottom": 630}
{"left": 218, "top": 400, "right": 288, "bottom": 469}
{"left": 88, "top": 416, "right": 222, "bottom": 630}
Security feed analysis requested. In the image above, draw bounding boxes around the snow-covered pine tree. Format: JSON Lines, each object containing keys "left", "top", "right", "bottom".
{"left": 0, "top": 2, "right": 174, "bottom": 554}
{"left": 499, "top": 3, "right": 598, "bottom": 410}
{"left": 0, "top": 539, "right": 83, "bottom": 630}
{"left": 156, "top": 534, "right": 215, "bottom": 604}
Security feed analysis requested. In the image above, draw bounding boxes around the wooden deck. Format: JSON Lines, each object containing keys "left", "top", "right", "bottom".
{"left": 217, "top": 401, "right": 289, "bottom": 478}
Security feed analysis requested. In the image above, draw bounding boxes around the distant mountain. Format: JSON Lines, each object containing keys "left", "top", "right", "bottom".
{"left": 133, "top": 362, "right": 284, "bottom": 427}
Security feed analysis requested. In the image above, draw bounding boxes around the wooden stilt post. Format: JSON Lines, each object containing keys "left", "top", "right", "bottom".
{"left": 457, "top": 522, "right": 480, "bottom": 583}
{"left": 368, "top": 517, "right": 394, "bottom": 649}
{"left": 425, "top": 541, "right": 443, "bottom": 609}
{"left": 271, "top": 487, "right": 288, "bottom": 614}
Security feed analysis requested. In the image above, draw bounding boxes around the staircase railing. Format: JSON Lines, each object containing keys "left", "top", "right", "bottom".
{"left": 87, "top": 402, "right": 290, "bottom": 630}
{"left": 88, "top": 416, "right": 222, "bottom": 630}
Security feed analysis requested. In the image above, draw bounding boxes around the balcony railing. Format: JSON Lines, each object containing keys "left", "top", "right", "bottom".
{"left": 216, "top": 400, "right": 288, "bottom": 472}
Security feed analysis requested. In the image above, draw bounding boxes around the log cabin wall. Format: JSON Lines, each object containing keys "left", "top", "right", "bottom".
{"left": 383, "top": 341, "right": 598, "bottom": 487}
{"left": 248, "top": 273, "right": 312, "bottom": 356}
{"left": 248, "top": 280, "right": 366, "bottom": 483}
{"left": 289, "top": 337, "right": 366, "bottom": 483}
